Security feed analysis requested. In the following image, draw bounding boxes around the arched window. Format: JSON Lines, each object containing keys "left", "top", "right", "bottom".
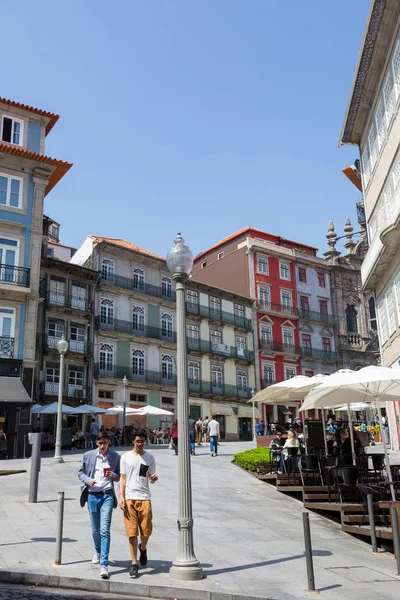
{"left": 133, "top": 268, "right": 145, "bottom": 291}
{"left": 132, "top": 305, "right": 145, "bottom": 333}
{"left": 100, "top": 298, "right": 114, "bottom": 326}
{"left": 162, "top": 277, "right": 172, "bottom": 299}
{"left": 161, "top": 312, "right": 173, "bottom": 339}
{"left": 211, "top": 365, "right": 223, "bottom": 390}
{"left": 345, "top": 305, "right": 358, "bottom": 333}
{"left": 99, "top": 343, "right": 114, "bottom": 374}
{"left": 369, "top": 297, "right": 377, "bottom": 331}
{"left": 237, "top": 370, "right": 248, "bottom": 392}
{"left": 162, "top": 354, "right": 174, "bottom": 381}
{"left": 132, "top": 349, "right": 145, "bottom": 376}
{"left": 188, "top": 361, "right": 200, "bottom": 383}
{"left": 101, "top": 259, "right": 115, "bottom": 283}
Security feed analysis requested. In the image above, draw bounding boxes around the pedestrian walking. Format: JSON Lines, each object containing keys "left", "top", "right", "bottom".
{"left": 196, "top": 417, "right": 203, "bottom": 446}
{"left": 90, "top": 418, "right": 100, "bottom": 448}
{"left": 119, "top": 428, "right": 158, "bottom": 579}
{"left": 78, "top": 431, "right": 121, "bottom": 580}
{"left": 202, "top": 416, "right": 209, "bottom": 444}
{"left": 189, "top": 414, "right": 196, "bottom": 455}
{"left": 171, "top": 419, "right": 178, "bottom": 455}
{"left": 208, "top": 417, "right": 220, "bottom": 457}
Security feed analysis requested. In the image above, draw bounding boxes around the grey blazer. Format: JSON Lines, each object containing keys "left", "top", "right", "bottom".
{"left": 78, "top": 449, "right": 121, "bottom": 508}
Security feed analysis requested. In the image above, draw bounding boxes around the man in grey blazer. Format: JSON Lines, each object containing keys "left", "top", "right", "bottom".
{"left": 78, "top": 431, "right": 120, "bottom": 579}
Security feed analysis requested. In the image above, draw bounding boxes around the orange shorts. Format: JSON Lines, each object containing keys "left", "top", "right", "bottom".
{"left": 123, "top": 499, "right": 153, "bottom": 538}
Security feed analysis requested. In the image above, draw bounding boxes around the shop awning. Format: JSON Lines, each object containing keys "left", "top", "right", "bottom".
{"left": 211, "top": 403, "right": 233, "bottom": 416}
{"left": 0, "top": 378, "right": 31, "bottom": 403}
{"left": 238, "top": 405, "right": 261, "bottom": 419}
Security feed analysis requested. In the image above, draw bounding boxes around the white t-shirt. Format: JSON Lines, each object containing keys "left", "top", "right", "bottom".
{"left": 208, "top": 419, "right": 219, "bottom": 436}
{"left": 120, "top": 451, "right": 156, "bottom": 501}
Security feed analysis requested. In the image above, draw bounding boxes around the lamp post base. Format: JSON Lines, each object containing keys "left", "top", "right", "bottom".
{"left": 53, "top": 456, "right": 64, "bottom": 464}
{"left": 170, "top": 560, "right": 203, "bottom": 581}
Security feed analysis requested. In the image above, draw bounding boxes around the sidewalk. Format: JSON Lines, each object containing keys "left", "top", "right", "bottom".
{"left": 0, "top": 442, "right": 399, "bottom": 600}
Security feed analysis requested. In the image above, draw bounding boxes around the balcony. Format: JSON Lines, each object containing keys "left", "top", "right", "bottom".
{"left": 95, "top": 316, "right": 177, "bottom": 343}
{"left": 261, "top": 378, "right": 276, "bottom": 389}
{"left": 187, "top": 337, "right": 254, "bottom": 362}
{"left": 41, "top": 381, "right": 91, "bottom": 400}
{"left": 186, "top": 302, "right": 252, "bottom": 329}
{"left": 0, "top": 337, "right": 14, "bottom": 359}
{"left": 100, "top": 273, "right": 176, "bottom": 302}
{"left": 46, "top": 336, "right": 88, "bottom": 355}
{"left": 47, "top": 292, "right": 91, "bottom": 312}
{"left": 0, "top": 265, "right": 30, "bottom": 288}
{"left": 300, "top": 347, "right": 338, "bottom": 362}
{"left": 298, "top": 309, "right": 336, "bottom": 324}
{"left": 94, "top": 363, "right": 177, "bottom": 386}
{"left": 259, "top": 339, "right": 301, "bottom": 356}
{"left": 257, "top": 300, "right": 298, "bottom": 318}
{"left": 188, "top": 379, "right": 252, "bottom": 399}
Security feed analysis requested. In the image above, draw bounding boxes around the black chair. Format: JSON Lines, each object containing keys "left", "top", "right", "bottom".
{"left": 285, "top": 447, "right": 301, "bottom": 486}
{"left": 299, "top": 454, "right": 323, "bottom": 487}
{"left": 336, "top": 454, "right": 353, "bottom": 467}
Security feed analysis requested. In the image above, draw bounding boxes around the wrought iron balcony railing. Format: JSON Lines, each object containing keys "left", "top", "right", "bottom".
{"left": 39, "top": 381, "right": 92, "bottom": 400}
{"left": 257, "top": 300, "right": 298, "bottom": 317}
{"left": 187, "top": 337, "right": 254, "bottom": 361}
{"left": 300, "top": 347, "right": 338, "bottom": 362}
{"left": 100, "top": 273, "right": 176, "bottom": 301}
{"left": 0, "top": 336, "right": 14, "bottom": 359}
{"left": 186, "top": 302, "right": 252, "bottom": 329}
{"left": 94, "top": 363, "right": 177, "bottom": 386}
{"left": 259, "top": 339, "right": 301, "bottom": 355}
{"left": 46, "top": 292, "right": 91, "bottom": 312}
{"left": 188, "top": 379, "right": 252, "bottom": 399}
{"left": 297, "top": 308, "right": 336, "bottom": 324}
{"left": 95, "top": 316, "right": 177, "bottom": 342}
{"left": 46, "top": 335, "right": 89, "bottom": 355}
{"left": 0, "top": 265, "right": 30, "bottom": 287}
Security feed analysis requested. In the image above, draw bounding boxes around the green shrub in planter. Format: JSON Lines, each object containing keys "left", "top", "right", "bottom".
{"left": 233, "top": 447, "right": 273, "bottom": 472}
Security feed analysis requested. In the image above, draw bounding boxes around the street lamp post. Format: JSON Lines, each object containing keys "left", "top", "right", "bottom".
{"left": 167, "top": 232, "right": 203, "bottom": 581}
{"left": 54, "top": 335, "right": 68, "bottom": 463}
{"left": 251, "top": 388, "right": 257, "bottom": 442}
{"left": 122, "top": 374, "right": 128, "bottom": 445}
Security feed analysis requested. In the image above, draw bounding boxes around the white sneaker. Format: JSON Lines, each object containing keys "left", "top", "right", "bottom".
{"left": 92, "top": 552, "right": 100, "bottom": 564}
{"left": 100, "top": 566, "right": 109, "bottom": 579}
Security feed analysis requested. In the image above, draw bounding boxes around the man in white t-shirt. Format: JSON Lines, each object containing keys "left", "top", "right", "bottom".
{"left": 119, "top": 428, "right": 158, "bottom": 579}
{"left": 208, "top": 417, "right": 220, "bottom": 457}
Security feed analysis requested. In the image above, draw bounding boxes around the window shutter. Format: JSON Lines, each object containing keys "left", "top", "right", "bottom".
{"left": 383, "top": 71, "right": 395, "bottom": 125}
{"left": 386, "top": 288, "right": 396, "bottom": 335}
{"left": 377, "top": 299, "right": 388, "bottom": 344}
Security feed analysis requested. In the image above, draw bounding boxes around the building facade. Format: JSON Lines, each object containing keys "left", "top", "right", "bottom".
{"left": 70, "top": 236, "right": 256, "bottom": 440}
{"left": 340, "top": 0, "right": 400, "bottom": 448}
{"left": 0, "top": 97, "right": 72, "bottom": 457}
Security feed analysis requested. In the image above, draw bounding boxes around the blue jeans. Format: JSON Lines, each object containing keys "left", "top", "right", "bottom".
{"left": 88, "top": 492, "right": 114, "bottom": 567}
{"left": 209, "top": 436, "right": 218, "bottom": 454}
{"left": 189, "top": 431, "right": 196, "bottom": 454}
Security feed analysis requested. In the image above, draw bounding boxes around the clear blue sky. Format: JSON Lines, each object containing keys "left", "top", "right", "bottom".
{"left": 3, "top": 0, "right": 369, "bottom": 258}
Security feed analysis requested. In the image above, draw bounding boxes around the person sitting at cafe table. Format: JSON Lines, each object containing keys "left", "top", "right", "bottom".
{"left": 269, "top": 431, "right": 285, "bottom": 472}
{"left": 278, "top": 430, "right": 300, "bottom": 473}
{"left": 327, "top": 418, "right": 337, "bottom": 434}
{"left": 338, "top": 429, "right": 362, "bottom": 455}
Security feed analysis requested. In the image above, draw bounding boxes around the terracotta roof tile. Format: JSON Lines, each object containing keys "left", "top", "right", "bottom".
{"left": 0, "top": 143, "right": 72, "bottom": 196}
{"left": 0, "top": 97, "right": 59, "bottom": 135}
{"left": 90, "top": 236, "right": 164, "bottom": 260}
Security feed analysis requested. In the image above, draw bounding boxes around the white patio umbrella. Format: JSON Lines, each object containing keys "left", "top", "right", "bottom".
{"left": 73, "top": 404, "right": 107, "bottom": 414}
{"left": 131, "top": 405, "right": 174, "bottom": 416}
{"left": 105, "top": 405, "right": 141, "bottom": 415}
{"left": 32, "top": 402, "right": 81, "bottom": 414}
{"left": 300, "top": 365, "right": 400, "bottom": 500}
{"left": 334, "top": 403, "right": 372, "bottom": 412}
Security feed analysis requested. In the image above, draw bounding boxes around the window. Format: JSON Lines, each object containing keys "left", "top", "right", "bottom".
{"left": 162, "top": 354, "right": 174, "bottom": 381}
{"left": 210, "top": 296, "right": 221, "bottom": 317}
{"left": 236, "top": 336, "right": 246, "bottom": 357}
{"left": 317, "top": 272, "right": 326, "bottom": 288}
{"left": 280, "top": 262, "right": 290, "bottom": 280}
{"left": 211, "top": 365, "right": 223, "bottom": 388}
{"left": 70, "top": 323, "right": 85, "bottom": 353}
{"left": 99, "top": 343, "right": 114, "bottom": 373}
{"left": 385, "top": 288, "right": 396, "bottom": 335}
{"left": 1, "top": 116, "right": 23, "bottom": 146}
{"left": 322, "top": 337, "right": 331, "bottom": 353}
{"left": 218, "top": 252, "right": 224, "bottom": 260}
{"left": 0, "top": 308, "right": 15, "bottom": 358}
{"left": 234, "top": 304, "right": 245, "bottom": 322}
{"left": 201, "top": 261, "right": 207, "bottom": 269}
{"left": 299, "top": 295, "right": 310, "bottom": 312}
{"left": 257, "top": 256, "right": 268, "bottom": 274}
{"left": 345, "top": 305, "right": 358, "bottom": 334}
{"left": 0, "top": 173, "right": 23, "bottom": 208}
{"left": 133, "top": 268, "right": 145, "bottom": 291}
{"left": 284, "top": 366, "right": 296, "bottom": 380}
{"left": 47, "top": 247, "right": 54, "bottom": 257}
{"left": 211, "top": 329, "right": 222, "bottom": 344}
{"left": 68, "top": 367, "right": 84, "bottom": 388}
{"left": 47, "top": 320, "right": 64, "bottom": 338}
{"left": 304, "top": 370, "right": 314, "bottom": 377}
{"left": 187, "top": 290, "right": 198, "bottom": 307}
{"left": 302, "top": 333, "right": 312, "bottom": 350}
{"left": 49, "top": 278, "right": 66, "bottom": 306}
{"left": 369, "top": 297, "right": 377, "bottom": 331}
{"left": 262, "top": 363, "right": 275, "bottom": 385}
{"left": 259, "top": 286, "right": 270, "bottom": 306}
{"left": 377, "top": 299, "right": 388, "bottom": 345}
{"left": 161, "top": 312, "right": 173, "bottom": 339}
{"left": 260, "top": 324, "right": 272, "bottom": 346}
{"left": 100, "top": 298, "right": 114, "bottom": 326}
{"left": 281, "top": 291, "right": 292, "bottom": 311}
{"left": 383, "top": 70, "right": 395, "bottom": 125}
{"left": 101, "top": 259, "right": 115, "bottom": 283}
{"left": 162, "top": 276, "right": 172, "bottom": 299}
{"left": 237, "top": 370, "right": 248, "bottom": 392}
{"left": 298, "top": 267, "right": 307, "bottom": 283}
{"left": 130, "top": 394, "right": 146, "bottom": 404}
{"left": 132, "top": 305, "right": 145, "bottom": 333}
{"left": 71, "top": 283, "right": 86, "bottom": 310}
{"left": 394, "top": 273, "right": 400, "bottom": 324}
{"left": 188, "top": 361, "right": 200, "bottom": 383}
{"left": 132, "top": 349, "right": 145, "bottom": 376}
{"left": 283, "top": 328, "right": 294, "bottom": 349}
{"left": 99, "top": 390, "right": 114, "bottom": 399}
{"left": 49, "top": 224, "right": 59, "bottom": 239}
{"left": 45, "top": 365, "right": 59, "bottom": 383}
{"left": 319, "top": 299, "right": 328, "bottom": 315}
{"left": 161, "top": 396, "right": 175, "bottom": 406}
{"left": 187, "top": 324, "right": 199, "bottom": 341}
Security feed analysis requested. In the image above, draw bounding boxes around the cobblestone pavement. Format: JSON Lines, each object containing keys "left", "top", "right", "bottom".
{"left": 0, "top": 583, "right": 147, "bottom": 599}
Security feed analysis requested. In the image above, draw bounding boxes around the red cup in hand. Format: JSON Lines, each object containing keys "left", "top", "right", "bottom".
{"left": 103, "top": 468, "right": 111, "bottom": 478}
